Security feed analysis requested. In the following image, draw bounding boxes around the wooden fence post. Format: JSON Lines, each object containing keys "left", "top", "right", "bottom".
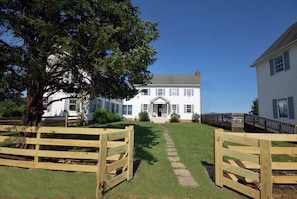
{"left": 65, "top": 114, "right": 68, "bottom": 127}
{"left": 214, "top": 128, "right": 224, "bottom": 187}
{"left": 259, "top": 139, "right": 272, "bottom": 199}
{"left": 96, "top": 133, "right": 107, "bottom": 199}
{"left": 126, "top": 125, "right": 134, "bottom": 181}
{"left": 34, "top": 129, "right": 41, "bottom": 168}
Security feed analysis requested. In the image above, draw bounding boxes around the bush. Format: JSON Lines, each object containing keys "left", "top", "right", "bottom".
{"left": 170, "top": 112, "right": 180, "bottom": 123}
{"left": 192, "top": 113, "right": 200, "bottom": 123}
{"left": 93, "top": 108, "right": 121, "bottom": 124}
{"left": 139, "top": 111, "right": 150, "bottom": 121}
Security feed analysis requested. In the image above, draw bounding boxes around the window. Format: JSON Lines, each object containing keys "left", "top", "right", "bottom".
{"left": 184, "top": 104, "right": 194, "bottom": 113}
{"left": 141, "top": 104, "right": 149, "bottom": 112}
{"left": 156, "top": 88, "right": 165, "bottom": 96}
{"left": 43, "top": 97, "right": 48, "bottom": 110}
{"left": 123, "top": 105, "right": 132, "bottom": 115}
{"left": 69, "top": 99, "right": 79, "bottom": 112}
{"left": 105, "top": 101, "right": 110, "bottom": 112}
{"left": 184, "top": 88, "right": 193, "bottom": 96}
{"left": 141, "top": 89, "right": 150, "bottom": 96}
{"left": 170, "top": 88, "right": 179, "bottom": 96}
{"left": 273, "top": 96, "right": 295, "bottom": 119}
{"left": 270, "top": 52, "right": 290, "bottom": 76}
{"left": 171, "top": 104, "right": 179, "bottom": 113}
{"left": 277, "top": 98, "right": 288, "bottom": 118}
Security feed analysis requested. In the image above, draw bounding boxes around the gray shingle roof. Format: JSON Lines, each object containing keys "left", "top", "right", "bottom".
{"left": 252, "top": 22, "right": 297, "bottom": 67}
{"left": 149, "top": 74, "right": 200, "bottom": 85}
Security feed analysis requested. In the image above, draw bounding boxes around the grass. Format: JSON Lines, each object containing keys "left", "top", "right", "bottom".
{"left": 0, "top": 122, "right": 256, "bottom": 198}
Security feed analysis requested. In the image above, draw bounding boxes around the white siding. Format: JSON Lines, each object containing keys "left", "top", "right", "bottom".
{"left": 256, "top": 46, "right": 297, "bottom": 124}
{"left": 123, "top": 86, "right": 201, "bottom": 121}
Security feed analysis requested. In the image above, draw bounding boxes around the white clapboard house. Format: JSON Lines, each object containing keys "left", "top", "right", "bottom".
{"left": 251, "top": 22, "right": 297, "bottom": 124}
{"left": 122, "top": 72, "right": 201, "bottom": 123}
{"left": 43, "top": 71, "right": 201, "bottom": 124}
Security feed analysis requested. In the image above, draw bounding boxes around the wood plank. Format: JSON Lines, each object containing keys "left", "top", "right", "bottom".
{"left": 106, "top": 157, "right": 128, "bottom": 173}
{"left": 0, "top": 147, "right": 35, "bottom": 157}
{"left": 272, "top": 162, "right": 297, "bottom": 170}
{"left": 224, "top": 133, "right": 259, "bottom": 146}
{"left": 38, "top": 138, "right": 100, "bottom": 147}
{"left": 105, "top": 171, "right": 127, "bottom": 190}
{"left": 223, "top": 148, "right": 259, "bottom": 164}
{"left": 0, "top": 158, "right": 35, "bottom": 168}
{"left": 126, "top": 125, "right": 134, "bottom": 181}
{"left": 260, "top": 139, "right": 273, "bottom": 199}
{"left": 107, "top": 131, "right": 128, "bottom": 141}
{"left": 226, "top": 146, "right": 297, "bottom": 155}
{"left": 223, "top": 162, "right": 260, "bottom": 182}
{"left": 272, "top": 176, "right": 297, "bottom": 184}
{"left": 36, "top": 162, "right": 97, "bottom": 173}
{"left": 224, "top": 177, "right": 260, "bottom": 199}
{"left": 214, "top": 129, "right": 224, "bottom": 187}
{"left": 224, "top": 160, "right": 239, "bottom": 182}
{"left": 37, "top": 150, "right": 98, "bottom": 159}
{"left": 107, "top": 144, "right": 128, "bottom": 157}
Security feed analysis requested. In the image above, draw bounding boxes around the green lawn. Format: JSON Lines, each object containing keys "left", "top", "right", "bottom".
{"left": 0, "top": 121, "right": 242, "bottom": 199}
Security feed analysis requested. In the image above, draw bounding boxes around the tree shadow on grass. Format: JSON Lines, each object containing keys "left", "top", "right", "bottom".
{"left": 98, "top": 123, "right": 160, "bottom": 165}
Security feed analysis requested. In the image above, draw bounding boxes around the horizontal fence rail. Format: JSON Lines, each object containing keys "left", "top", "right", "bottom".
{"left": 244, "top": 114, "right": 297, "bottom": 134}
{"left": 214, "top": 128, "right": 297, "bottom": 199}
{"left": 0, "top": 125, "right": 134, "bottom": 199}
{"left": 201, "top": 113, "right": 244, "bottom": 131}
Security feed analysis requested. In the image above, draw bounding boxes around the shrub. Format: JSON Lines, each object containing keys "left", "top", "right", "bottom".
{"left": 138, "top": 111, "right": 150, "bottom": 121}
{"left": 192, "top": 113, "right": 200, "bottom": 123}
{"left": 93, "top": 109, "right": 108, "bottom": 124}
{"left": 93, "top": 109, "right": 121, "bottom": 124}
{"left": 170, "top": 112, "right": 180, "bottom": 123}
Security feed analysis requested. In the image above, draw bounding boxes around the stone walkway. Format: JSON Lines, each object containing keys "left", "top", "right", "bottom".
{"left": 163, "top": 129, "right": 199, "bottom": 187}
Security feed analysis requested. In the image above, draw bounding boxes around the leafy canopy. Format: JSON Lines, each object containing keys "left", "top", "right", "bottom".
{"left": 0, "top": 0, "right": 159, "bottom": 101}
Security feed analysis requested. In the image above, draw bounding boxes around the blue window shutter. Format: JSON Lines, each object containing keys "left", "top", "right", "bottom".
{"left": 288, "top": 96, "right": 295, "bottom": 119}
{"left": 284, "top": 51, "right": 290, "bottom": 71}
{"left": 270, "top": 59, "right": 274, "bottom": 76}
{"left": 272, "top": 99, "right": 278, "bottom": 119}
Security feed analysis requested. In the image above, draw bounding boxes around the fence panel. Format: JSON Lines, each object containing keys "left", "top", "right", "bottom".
{"left": 214, "top": 128, "right": 297, "bottom": 199}
{"left": 0, "top": 125, "right": 134, "bottom": 199}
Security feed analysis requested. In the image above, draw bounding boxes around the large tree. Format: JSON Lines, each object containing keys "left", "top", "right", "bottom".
{"left": 0, "top": 0, "right": 159, "bottom": 126}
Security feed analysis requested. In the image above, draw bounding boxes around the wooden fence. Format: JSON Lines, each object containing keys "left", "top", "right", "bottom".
{"left": 244, "top": 114, "right": 297, "bottom": 134}
{"left": 0, "top": 125, "right": 134, "bottom": 199}
{"left": 214, "top": 128, "right": 297, "bottom": 199}
{"left": 201, "top": 113, "right": 244, "bottom": 131}
{"left": 0, "top": 115, "right": 79, "bottom": 127}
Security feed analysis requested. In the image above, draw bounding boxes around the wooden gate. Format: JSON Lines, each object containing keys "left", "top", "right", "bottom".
{"left": 0, "top": 125, "right": 134, "bottom": 199}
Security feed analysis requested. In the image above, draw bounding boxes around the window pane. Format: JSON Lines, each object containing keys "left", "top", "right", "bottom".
{"left": 278, "top": 98, "right": 288, "bottom": 118}
{"left": 128, "top": 105, "right": 132, "bottom": 115}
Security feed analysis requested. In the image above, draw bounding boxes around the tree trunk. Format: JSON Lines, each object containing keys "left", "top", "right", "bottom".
{"left": 18, "top": 85, "right": 44, "bottom": 148}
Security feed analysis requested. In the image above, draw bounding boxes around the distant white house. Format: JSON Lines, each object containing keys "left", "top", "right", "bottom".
{"left": 251, "top": 22, "right": 297, "bottom": 124}
{"left": 43, "top": 72, "right": 202, "bottom": 123}
{"left": 122, "top": 72, "right": 201, "bottom": 123}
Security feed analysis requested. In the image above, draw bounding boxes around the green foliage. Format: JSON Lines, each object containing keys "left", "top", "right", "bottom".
{"left": 92, "top": 109, "right": 121, "bottom": 124}
{"left": 138, "top": 111, "right": 150, "bottom": 121}
{"left": 170, "top": 112, "right": 180, "bottom": 123}
{"left": 192, "top": 113, "right": 200, "bottom": 123}
{"left": 0, "top": 0, "right": 159, "bottom": 126}
{"left": 251, "top": 98, "right": 259, "bottom": 115}
{"left": 0, "top": 99, "right": 24, "bottom": 117}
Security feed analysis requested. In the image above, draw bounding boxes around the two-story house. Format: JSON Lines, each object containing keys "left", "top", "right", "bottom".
{"left": 43, "top": 71, "right": 201, "bottom": 124}
{"left": 251, "top": 22, "right": 297, "bottom": 124}
{"left": 122, "top": 72, "right": 201, "bottom": 123}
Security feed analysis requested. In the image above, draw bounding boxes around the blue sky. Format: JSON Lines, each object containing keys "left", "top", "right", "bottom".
{"left": 132, "top": 0, "right": 297, "bottom": 113}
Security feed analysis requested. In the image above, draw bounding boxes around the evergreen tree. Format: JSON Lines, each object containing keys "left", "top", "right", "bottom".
{"left": 0, "top": 0, "right": 159, "bottom": 127}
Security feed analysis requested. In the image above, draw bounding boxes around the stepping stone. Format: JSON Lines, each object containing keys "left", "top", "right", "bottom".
{"left": 173, "top": 168, "right": 192, "bottom": 177}
{"left": 168, "top": 156, "right": 180, "bottom": 162}
{"left": 167, "top": 148, "right": 176, "bottom": 152}
{"left": 171, "top": 162, "right": 185, "bottom": 168}
{"left": 177, "top": 176, "right": 199, "bottom": 187}
{"left": 167, "top": 151, "right": 178, "bottom": 156}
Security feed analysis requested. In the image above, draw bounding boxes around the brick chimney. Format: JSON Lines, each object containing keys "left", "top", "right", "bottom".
{"left": 195, "top": 71, "right": 200, "bottom": 80}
